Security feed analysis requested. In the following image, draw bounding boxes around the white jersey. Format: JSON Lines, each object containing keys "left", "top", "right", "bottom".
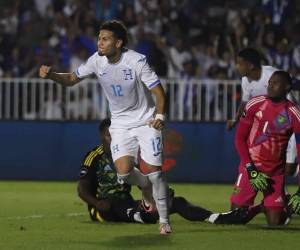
{"left": 241, "top": 65, "right": 277, "bottom": 102}
{"left": 75, "top": 49, "right": 160, "bottom": 128}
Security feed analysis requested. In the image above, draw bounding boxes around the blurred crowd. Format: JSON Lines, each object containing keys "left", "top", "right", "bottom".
{"left": 1, "top": 0, "right": 300, "bottom": 80}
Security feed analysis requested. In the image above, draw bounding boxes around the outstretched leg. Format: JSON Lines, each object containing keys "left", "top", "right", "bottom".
{"left": 171, "top": 196, "right": 212, "bottom": 221}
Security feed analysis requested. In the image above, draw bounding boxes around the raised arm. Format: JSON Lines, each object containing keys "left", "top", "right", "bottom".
{"left": 39, "top": 65, "right": 82, "bottom": 87}
{"left": 156, "top": 38, "right": 180, "bottom": 73}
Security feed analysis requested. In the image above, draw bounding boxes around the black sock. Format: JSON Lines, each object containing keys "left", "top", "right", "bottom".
{"left": 171, "top": 196, "right": 212, "bottom": 221}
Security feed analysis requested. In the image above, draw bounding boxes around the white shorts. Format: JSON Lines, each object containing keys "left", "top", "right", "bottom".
{"left": 109, "top": 125, "right": 163, "bottom": 166}
{"left": 286, "top": 134, "right": 297, "bottom": 164}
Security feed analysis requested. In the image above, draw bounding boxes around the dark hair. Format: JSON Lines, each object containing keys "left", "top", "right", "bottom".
{"left": 99, "top": 118, "right": 111, "bottom": 132}
{"left": 238, "top": 48, "right": 261, "bottom": 68}
{"left": 273, "top": 70, "right": 292, "bottom": 87}
{"left": 100, "top": 20, "right": 128, "bottom": 47}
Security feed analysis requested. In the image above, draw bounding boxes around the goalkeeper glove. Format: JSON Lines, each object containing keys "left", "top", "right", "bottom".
{"left": 288, "top": 188, "right": 300, "bottom": 214}
{"left": 245, "top": 163, "right": 270, "bottom": 192}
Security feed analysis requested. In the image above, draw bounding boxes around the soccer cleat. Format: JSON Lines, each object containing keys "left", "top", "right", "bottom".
{"left": 159, "top": 223, "right": 172, "bottom": 235}
{"left": 141, "top": 185, "right": 156, "bottom": 213}
{"left": 283, "top": 206, "right": 292, "bottom": 225}
{"left": 209, "top": 207, "right": 249, "bottom": 225}
{"left": 207, "top": 213, "right": 220, "bottom": 223}
{"left": 141, "top": 198, "right": 156, "bottom": 213}
{"left": 283, "top": 215, "right": 291, "bottom": 226}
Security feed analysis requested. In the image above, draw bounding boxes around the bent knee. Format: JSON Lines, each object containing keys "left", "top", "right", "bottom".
{"left": 115, "top": 156, "right": 135, "bottom": 174}
{"left": 265, "top": 207, "right": 287, "bottom": 226}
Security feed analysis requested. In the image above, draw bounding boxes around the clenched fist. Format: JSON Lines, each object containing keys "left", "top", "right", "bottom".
{"left": 39, "top": 65, "right": 52, "bottom": 79}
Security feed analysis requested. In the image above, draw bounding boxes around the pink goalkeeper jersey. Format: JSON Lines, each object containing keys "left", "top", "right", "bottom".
{"left": 235, "top": 95, "right": 300, "bottom": 176}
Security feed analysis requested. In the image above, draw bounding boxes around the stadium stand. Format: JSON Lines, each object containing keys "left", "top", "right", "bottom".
{"left": 1, "top": 0, "right": 300, "bottom": 121}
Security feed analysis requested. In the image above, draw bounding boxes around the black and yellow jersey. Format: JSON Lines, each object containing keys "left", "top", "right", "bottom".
{"left": 79, "top": 145, "right": 131, "bottom": 199}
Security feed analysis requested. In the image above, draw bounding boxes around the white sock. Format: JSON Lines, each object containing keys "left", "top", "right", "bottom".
{"left": 117, "top": 168, "right": 153, "bottom": 203}
{"left": 117, "top": 167, "right": 151, "bottom": 188}
{"left": 148, "top": 171, "right": 169, "bottom": 224}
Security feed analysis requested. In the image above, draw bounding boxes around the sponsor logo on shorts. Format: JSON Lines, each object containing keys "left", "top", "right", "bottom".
{"left": 112, "top": 144, "right": 119, "bottom": 154}
{"left": 275, "top": 196, "right": 283, "bottom": 203}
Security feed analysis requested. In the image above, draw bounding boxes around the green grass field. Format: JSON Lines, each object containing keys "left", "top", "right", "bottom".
{"left": 0, "top": 181, "right": 299, "bottom": 250}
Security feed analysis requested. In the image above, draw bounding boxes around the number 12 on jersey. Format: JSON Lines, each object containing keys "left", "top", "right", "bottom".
{"left": 111, "top": 84, "right": 123, "bottom": 96}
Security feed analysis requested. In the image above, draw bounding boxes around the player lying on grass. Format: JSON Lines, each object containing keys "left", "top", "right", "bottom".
{"left": 78, "top": 118, "right": 212, "bottom": 223}
{"left": 210, "top": 71, "right": 300, "bottom": 226}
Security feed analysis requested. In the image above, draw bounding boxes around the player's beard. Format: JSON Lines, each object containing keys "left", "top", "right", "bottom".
{"left": 98, "top": 47, "right": 107, "bottom": 56}
{"left": 106, "top": 49, "right": 121, "bottom": 63}
{"left": 98, "top": 48, "right": 115, "bottom": 58}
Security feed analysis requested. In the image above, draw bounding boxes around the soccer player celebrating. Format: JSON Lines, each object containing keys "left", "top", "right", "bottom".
{"left": 211, "top": 71, "right": 300, "bottom": 225}
{"left": 40, "top": 20, "right": 171, "bottom": 234}
{"left": 78, "top": 118, "right": 213, "bottom": 224}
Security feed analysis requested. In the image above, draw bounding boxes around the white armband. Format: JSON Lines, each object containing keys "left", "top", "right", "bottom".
{"left": 155, "top": 114, "right": 165, "bottom": 121}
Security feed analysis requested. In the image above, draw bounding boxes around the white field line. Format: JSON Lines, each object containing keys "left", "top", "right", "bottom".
{"left": 1, "top": 212, "right": 86, "bottom": 220}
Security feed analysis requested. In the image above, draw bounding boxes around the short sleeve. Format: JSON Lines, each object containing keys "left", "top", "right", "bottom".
{"left": 136, "top": 56, "right": 161, "bottom": 89}
{"left": 240, "top": 96, "right": 264, "bottom": 125}
{"left": 75, "top": 53, "right": 97, "bottom": 79}
{"left": 79, "top": 162, "right": 96, "bottom": 179}
{"left": 79, "top": 149, "right": 99, "bottom": 179}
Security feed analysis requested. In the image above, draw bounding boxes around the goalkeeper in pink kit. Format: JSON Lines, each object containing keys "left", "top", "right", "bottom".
{"left": 210, "top": 71, "right": 300, "bottom": 225}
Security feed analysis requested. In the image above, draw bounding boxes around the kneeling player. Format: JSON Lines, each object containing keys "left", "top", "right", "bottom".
{"left": 211, "top": 71, "right": 300, "bottom": 225}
